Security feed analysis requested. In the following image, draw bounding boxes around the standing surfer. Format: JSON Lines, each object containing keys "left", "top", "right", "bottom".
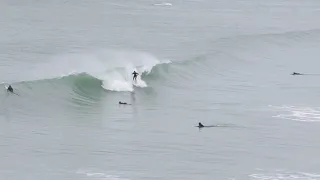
{"left": 132, "top": 71, "right": 139, "bottom": 82}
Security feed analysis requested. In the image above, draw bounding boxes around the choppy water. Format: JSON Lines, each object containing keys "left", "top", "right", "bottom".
{"left": 1, "top": 0, "right": 320, "bottom": 179}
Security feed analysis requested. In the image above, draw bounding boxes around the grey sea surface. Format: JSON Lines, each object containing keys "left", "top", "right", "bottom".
{"left": 1, "top": 0, "right": 320, "bottom": 179}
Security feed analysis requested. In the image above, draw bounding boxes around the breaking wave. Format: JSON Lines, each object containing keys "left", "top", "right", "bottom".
{"left": 8, "top": 49, "right": 171, "bottom": 92}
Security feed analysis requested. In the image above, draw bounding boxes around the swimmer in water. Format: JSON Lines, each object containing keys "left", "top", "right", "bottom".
{"left": 197, "top": 122, "right": 204, "bottom": 128}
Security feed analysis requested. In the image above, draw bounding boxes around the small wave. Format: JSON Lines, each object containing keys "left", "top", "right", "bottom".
{"left": 154, "top": 2, "right": 172, "bottom": 6}
{"left": 269, "top": 105, "right": 320, "bottom": 122}
{"left": 249, "top": 169, "right": 320, "bottom": 180}
{"left": 76, "top": 169, "right": 130, "bottom": 180}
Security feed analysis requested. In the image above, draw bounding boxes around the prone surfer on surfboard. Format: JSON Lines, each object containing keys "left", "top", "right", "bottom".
{"left": 292, "top": 72, "right": 304, "bottom": 75}
{"left": 132, "top": 71, "right": 139, "bottom": 82}
{"left": 7, "top": 85, "right": 14, "bottom": 93}
{"left": 6, "top": 85, "right": 19, "bottom": 96}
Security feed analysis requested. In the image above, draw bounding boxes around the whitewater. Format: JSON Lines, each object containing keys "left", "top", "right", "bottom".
{"left": 1, "top": 0, "right": 320, "bottom": 180}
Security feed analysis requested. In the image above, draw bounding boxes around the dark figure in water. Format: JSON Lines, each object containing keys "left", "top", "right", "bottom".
{"left": 196, "top": 122, "right": 217, "bottom": 128}
{"left": 132, "top": 71, "right": 139, "bottom": 81}
{"left": 292, "top": 72, "right": 303, "bottom": 75}
{"left": 7, "top": 85, "right": 13, "bottom": 93}
{"left": 197, "top": 122, "right": 204, "bottom": 128}
{"left": 119, "top": 101, "right": 131, "bottom": 105}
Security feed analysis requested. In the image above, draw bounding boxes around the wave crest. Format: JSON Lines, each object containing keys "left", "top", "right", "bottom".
{"left": 12, "top": 49, "right": 171, "bottom": 92}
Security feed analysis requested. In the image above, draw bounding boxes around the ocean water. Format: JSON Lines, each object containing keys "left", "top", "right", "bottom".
{"left": 1, "top": 0, "right": 320, "bottom": 179}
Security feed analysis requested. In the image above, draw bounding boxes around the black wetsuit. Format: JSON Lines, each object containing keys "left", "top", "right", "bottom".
{"left": 7, "top": 85, "right": 13, "bottom": 93}
{"left": 119, "top": 101, "right": 131, "bottom": 105}
{"left": 132, "top": 71, "right": 139, "bottom": 81}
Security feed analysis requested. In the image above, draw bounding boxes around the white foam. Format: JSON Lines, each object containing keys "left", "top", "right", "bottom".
{"left": 98, "top": 60, "right": 157, "bottom": 92}
{"left": 76, "top": 169, "right": 130, "bottom": 180}
{"left": 249, "top": 170, "right": 320, "bottom": 180}
{"left": 98, "top": 58, "right": 171, "bottom": 92}
{"left": 269, "top": 105, "right": 320, "bottom": 122}
{"left": 154, "top": 2, "right": 172, "bottom": 6}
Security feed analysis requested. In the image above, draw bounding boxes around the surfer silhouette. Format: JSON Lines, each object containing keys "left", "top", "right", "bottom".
{"left": 196, "top": 122, "right": 218, "bottom": 128}
{"left": 292, "top": 72, "right": 303, "bottom": 75}
{"left": 132, "top": 71, "right": 139, "bottom": 82}
{"left": 5, "top": 84, "right": 19, "bottom": 96}
{"left": 7, "top": 85, "right": 13, "bottom": 93}
{"left": 119, "top": 101, "right": 131, "bottom": 105}
{"left": 197, "top": 122, "right": 204, "bottom": 128}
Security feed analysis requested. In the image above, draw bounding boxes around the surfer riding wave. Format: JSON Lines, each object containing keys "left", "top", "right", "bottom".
{"left": 132, "top": 71, "right": 139, "bottom": 82}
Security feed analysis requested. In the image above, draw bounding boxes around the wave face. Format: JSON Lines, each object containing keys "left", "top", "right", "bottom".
{"left": 2, "top": 0, "right": 320, "bottom": 179}
{"left": 16, "top": 49, "right": 171, "bottom": 92}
